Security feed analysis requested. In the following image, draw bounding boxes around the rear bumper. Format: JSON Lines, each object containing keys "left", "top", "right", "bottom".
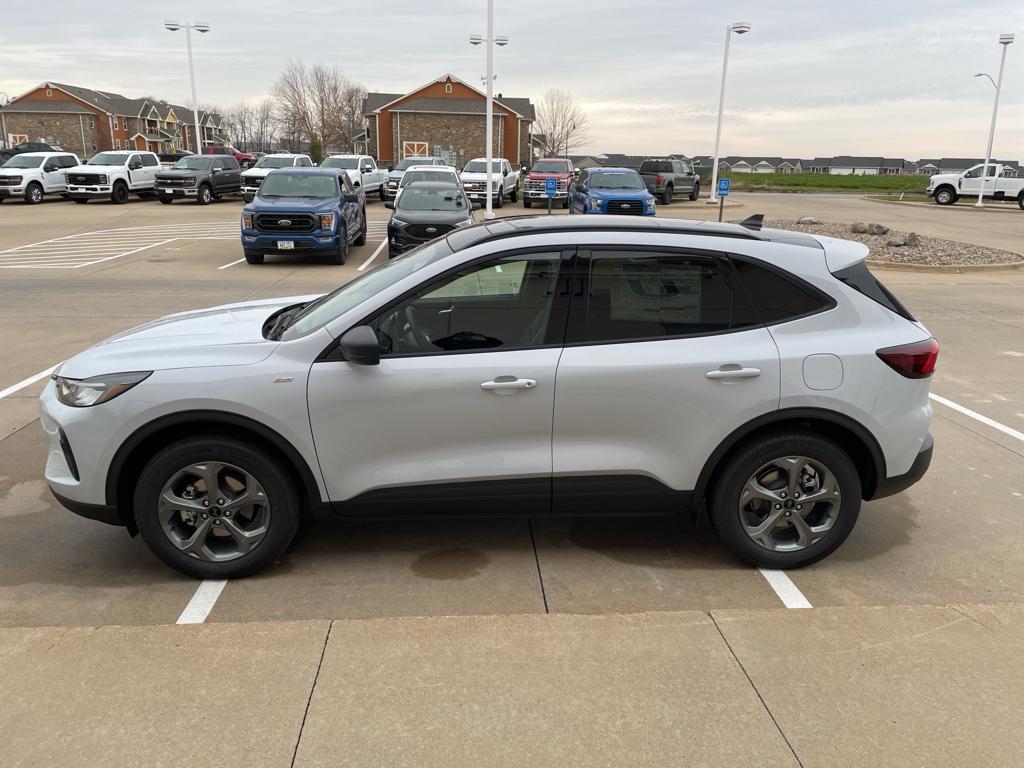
{"left": 869, "top": 433, "right": 933, "bottom": 500}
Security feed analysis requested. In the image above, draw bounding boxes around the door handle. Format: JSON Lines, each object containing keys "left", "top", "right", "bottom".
{"left": 706, "top": 367, "right": 761, "bottom": 380}
{"left": 481, "top": 376, "right": 537, "bottom": 392}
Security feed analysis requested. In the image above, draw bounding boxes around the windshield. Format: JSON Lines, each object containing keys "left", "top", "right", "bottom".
{"left": 282, "top": 239, "right": 454, "bottom": 340}
{"left": 255, "top": 156, "right": 295, "bottom": 169}
{"left": 259, "top": 174, "right": 337, "bottom": 198}
{"left": 397, "top": 187, "right": 468, "bottom": 211}
{"left": 639, "top": 161, "right": 672, "bottom": 173}
{"left": 88, "top": 152, "right": 129, "bottom": 166}
{"left": 463, "top": 160, "right": 502, "bottom": 173}
{"left": 396, "top": 157, "right": 431, "bottom": 171}
{"left": 3, "top": 155, "right": 44, "bottom": 168}
{"left": 322, "top": 157, "right": 359, "bottom": 169}
{"left": 172, "top": 156, "right": 214, "bottom": 170}
{"left": 400, "top": 170, "right": 455, "bottom": 187}
{"left": 532, "top": 161, "right": 570, "bottom": 174}
{"left": 590, "top": 171, "right": 646, "bottom": 190}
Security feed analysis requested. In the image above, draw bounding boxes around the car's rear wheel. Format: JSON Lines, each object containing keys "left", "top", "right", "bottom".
{"left": 330, "top": 226, "right": 348, "bottom": 264}
{"left": 111, "top": 181, "right": 129, "bottom": 204}
{"left": 196, "top": 184, "right": 213, "bottom": 205}
{"left": 934, "top": 187, "right": 957, "bottom": 205}
{"left": 510, "top": 184, "right": 518, "bottom": 202}
{"left": 710, "top": 432, "right": 861, "bottom": 569}
{"left": 25, "top": 182, "right": 43, "bottom": 204}
{"left": 661, "top": 185, "right": 674, "bottom": 205}
{"left": 244, "top": 249, "right": 264, "bottom": 264}
{"left": 133, "top": 436, "right": 301, "bottom": 579}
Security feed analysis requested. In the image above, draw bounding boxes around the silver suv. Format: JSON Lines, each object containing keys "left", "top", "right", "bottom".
{"left": 40, "top": 217, "right": 937, "bottom": 579}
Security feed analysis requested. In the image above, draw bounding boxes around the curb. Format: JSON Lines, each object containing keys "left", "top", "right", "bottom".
{"left": 863, "top": 195, "right": 1022, "bottom": 214}
{"left": 868, "top": 258, "right": 1024, "bottom": 273}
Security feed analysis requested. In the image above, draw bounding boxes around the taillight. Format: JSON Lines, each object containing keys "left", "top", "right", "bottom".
{"left": 876, "top": 338, "right": 939, "bottom": 379}
{"left": 656, "top": 175, "right": 664, "bottom": 184}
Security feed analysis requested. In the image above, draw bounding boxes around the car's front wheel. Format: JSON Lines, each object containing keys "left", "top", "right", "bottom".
{"left": 330, "top": 226, "right": 348, "bottom": 264}
{"left": 25, "top": 182, "right": 43, "bottom": 204}
{"left": 934, "top": 187, "right": 957, "bottom": 206}
{"left": 196, "top": 184, "right": 213, "bottom": 205}
{"left": 111, "top": 181, "right": 129, "bottom": 204}
{"left": 134, "top": 436, "right": 301, "bottom": 579}
{"left": 710, "top": 432, "right": 861, "bottom": 569}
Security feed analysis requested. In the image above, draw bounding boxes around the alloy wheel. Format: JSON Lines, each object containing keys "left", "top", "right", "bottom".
{"left": 157, "top": 461, "right": 271, "bottom": 562}
{"left": 738, "top": 455, "right": 841, "bottom": 552}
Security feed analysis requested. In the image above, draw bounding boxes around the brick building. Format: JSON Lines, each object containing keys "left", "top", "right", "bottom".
{"left": 364, "top": 74, "right": 534, "bottom": 168}
{"left": 0, "top": 81, "right": 225, "bottom": 157}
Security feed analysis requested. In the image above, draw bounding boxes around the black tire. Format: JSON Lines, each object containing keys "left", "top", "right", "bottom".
{"left": 25, "top": 182, "right": 43, "bottom": 205}
{"left": 240, "top": 160, "right": 252, "bottom": 170}
{"left": 133, "top": 436, "right": 301, "bottom": 579}
{"left": 709, "top": 431, "right": 861, "bottom": 569}
{"left": 159, "top": 196, "right": 173, "bottom": 204}
{"left": 111, "top": 181, "right": 129, "bottom": 204}
{"left": 1017, "top": 193, "right": 1023, "bottom": 211}
{"left": 523, "top": 197, "right": 532, "bottom": 209}
{"left": 934, "top": 187, "right": 957, "bottom": 206}
{"left": 72, "top": 198, "right": 88, "bottom": 204}
{"left": 244, "top": 249, "right": 264, "bottom": 264}
{"left": 0, "top": 198, "right": 4, "bottom": 204}
{"left": 353, "top": 211, "right": 367, "bottom": 246}
{"left": 330, "top": 226, "right": 348, "bottom": 264}
{"left": 561, "top": 197, "right": 569, "bottom": 209}
{"left": 196, "top": 184, "right": 213, "bottom": 205}
{"left": 510, "top": 184, "right": 518, "bottom": 203}
{"left": 689, "top": 183, "right": 700, "bottom": 201}
{"left": 661, "top": 185, "right": 673, "bottom": 205}
{"left": 378, "top": 184, "right": 385, "bottom": 199}
{"left": 494, "top": 189, "right": 503, "bottom": 208}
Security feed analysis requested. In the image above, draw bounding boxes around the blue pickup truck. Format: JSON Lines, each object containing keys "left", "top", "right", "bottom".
{"left": 240, "top": 167, "right": 366, "bottom": 265}
{"left": 568, "top": 167, "right": 657, "bottom": 216}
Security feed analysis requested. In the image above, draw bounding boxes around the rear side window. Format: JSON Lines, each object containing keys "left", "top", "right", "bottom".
{"left": 141, "top": 154, "right": 158, "bottom": 167}
{"left": 731, "top": 258, "right": 834, "bottom": 324}
{"left": 831, "top": 261, "right": 916, "bottom": 321}
{"left": 581, "top": 252, "right": 759, "bottom": 343}
{"left": 223, "top": 157, "right": 239, "bottom": 170}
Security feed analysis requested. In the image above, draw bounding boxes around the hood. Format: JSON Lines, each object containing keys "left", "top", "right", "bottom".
{"left": 528, "top": 171, "right": 572, "bottom": 180}
{"left": 247, "top": 196, "right": 337, "bottom": 212}
{"left": 588, "top": 187, "right": 653, "bottom": 200}
{"left": 388, "top": 170, "right": 406, "bottom": 181}
{"left": 459, "top": 172, "right": 502, "bottom": 183}
{"left": 68, "top": 163, "right": 121, "bottom": 174}
{"left": 929, "top": 173, "right": 958, "bottom": 183}
{"left": 242, "top": 168, "right": 274, "bottom": 180}
{"left": 58, "top": 294, "right": 321, "bottom": 379}
{"left": 155, "top": 169, "right": 206, "bottom": 179}
{"left": 390, "top": 209, "right": 473, "bottom": 227}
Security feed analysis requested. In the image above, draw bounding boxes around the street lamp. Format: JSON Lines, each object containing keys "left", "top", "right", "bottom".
{"left": 707, "top": 21, "right": 751, "bottom": 205}
{"left": 164, "top": 20, "right": 210, "bottom": 153}
{"left": 973, "top": 33, "right": 1014, "bottom": 208}
{"left": 469, "top": 1, "right": 508, "bottom": 220}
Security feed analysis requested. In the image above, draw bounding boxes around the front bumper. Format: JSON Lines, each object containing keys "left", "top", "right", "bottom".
{"left": 0, "top": 186, "right": 26, "bottom": 197}
{"left": 66, "top": 185, "right": 113, "bottom": 198}
{"left": 158, "top": 186, "right": 199, "bottom": 198}
{"left": 869, "top": 433, "right": 933, "bottom": 500}
{"left": 525, "top": 190, "right": 567, "bottom": 200}
{"left": 242, "top": 229, "right": 340, "bottom": 253}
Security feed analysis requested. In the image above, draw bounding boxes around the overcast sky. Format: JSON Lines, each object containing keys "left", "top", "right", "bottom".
{"left": 2, "top": 0, "right": 1022, "bottom": 159}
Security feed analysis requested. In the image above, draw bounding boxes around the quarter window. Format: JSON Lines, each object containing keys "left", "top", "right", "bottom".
{"left": 731, "top": 258, "right": 832, "bottom": 324}
{"left": 370, "top": 252, "right": 565, "bottom": 356}
{"left": 581, "top": 252, "right": 758, "bottom": 343}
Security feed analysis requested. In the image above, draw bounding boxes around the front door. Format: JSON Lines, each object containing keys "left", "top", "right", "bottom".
{"left": 959, "top": 164, "right": 995, "bottom": 196}
{"left": 307, "top": 248, "right": 572, "bottom": 514}
{"left": 552, "top": 248, "right": 781, "bottom": 512}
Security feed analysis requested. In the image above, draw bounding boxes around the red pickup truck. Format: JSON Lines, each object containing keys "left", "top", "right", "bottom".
{"left": 203, "top": 145, "right": 257, "bottom": 170}
{"left": 523, "top": 157, "right": 575, "bottom": 209}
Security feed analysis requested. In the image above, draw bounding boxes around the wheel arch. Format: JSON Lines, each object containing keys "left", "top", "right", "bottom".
{"left": 693, "top": 408, "right": 886, "bottom": 504}
{"left": 106, "top": 410, "right": 326, "bottom": 531}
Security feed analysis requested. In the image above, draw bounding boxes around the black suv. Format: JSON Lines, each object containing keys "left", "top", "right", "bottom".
{"left": 385, "top": 181, "right": 478, "bottom": 258}
{"left": 155, "top": 155, "right": 242, "bottom": 205}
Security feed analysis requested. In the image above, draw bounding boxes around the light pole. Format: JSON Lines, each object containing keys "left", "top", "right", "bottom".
{"left": 973, "top": 33, "right": 1014, "bottom": 208}
{"left": 470, "top": 0, "right": 508, "bottom": 220}
{"left": 707, "top": 21, "right": 751, "bottom": 205}
{"left": 164, "top": 20, "right": 210, "bottom": 153}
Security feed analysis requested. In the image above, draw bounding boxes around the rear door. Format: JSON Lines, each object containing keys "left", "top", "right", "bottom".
{"left": 139, "top": 153, "right": 160, "bottom": 188}
{"left": 552, "top": 247, "right": 781, "bottom": 511}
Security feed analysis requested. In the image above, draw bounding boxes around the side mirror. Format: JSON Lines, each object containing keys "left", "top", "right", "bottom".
{"left": 211, "top": 167, "right": 222, "bottom": 174}
{"left": 387, "top": 165, "right": 394, "bottom": 172}
{"left": 129, "top": 162, "right": 142, "bottom": 170}
{"left": 44, "top": 163, "right": 59, "bottom": 172}
{"left": 502, "top": 168, "right": 508, "bottom": 177}
{"left": 339, "top": 326, "right": 380, "bottom": 366}
{"left": 343, "top": 192, "right": 359, "bottom": 203}
{"left": 471, "top": 201, "right": 482, "bottom": 210}
{"left": 353, "top": 180, "right": 360, "bottom": 187}
{"left": 384, "top": 200, "right": 395, "bottom": 209}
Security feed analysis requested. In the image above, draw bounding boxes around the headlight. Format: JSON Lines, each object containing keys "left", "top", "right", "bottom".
{"left": 645, "top": 198, "right": 656, "bottom": 213}
{"left": 319, "top": 213, "right": 336, "bottom": 230}
{"left": 55, "top": 371, "right": 151, "bottom": 407}
{"left": 590, "top": 198, "right": 604, "bottom": 212}
{"left": 182, "top": 176, "right": 197, "bottom": 185}
{"left": 454, "top": 218, "right": 473, "bottom": 228}
{"left": 98, "top": 174, "right": 108, "bottom": 184}
{"left": 242, "top": 213, "right": 253, "bottom": 229}
{"left": 390, "top": 217, "right": 409, "bottom": 228}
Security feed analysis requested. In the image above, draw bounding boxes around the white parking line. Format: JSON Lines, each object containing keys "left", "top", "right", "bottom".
{"left": 0, "top": 365, "right": 58, "bottom": 400}
{"left": 176, "top": 580, "right": 228, "bottom": 624}
{"left": 358, "top": 239, "right": 389, "bottom": 271}
{"left": 930, "top": 393, "right": 1024, "bottom": 443}
{"left": 758, "top": 568, "right": 813, "bottom": 608}
{"left": 218, "top": 258, "right": 246, "bottom": 270}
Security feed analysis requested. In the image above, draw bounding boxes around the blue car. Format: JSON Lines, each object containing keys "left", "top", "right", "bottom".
{"left": 241, "top": 167, "right": 366, "bottom": 265}
{"left": 568, "top": 167, "right": 657, "bottom": 216}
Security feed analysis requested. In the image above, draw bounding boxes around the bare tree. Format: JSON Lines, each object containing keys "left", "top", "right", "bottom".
{"left": 251, "top": 98, "right": 276, "bottom": 152}
{"left": 534, "top": 89, "right": 588, "bottom": 157}
{"left": 271, "top": 60, "right": 366, "bottom": 153}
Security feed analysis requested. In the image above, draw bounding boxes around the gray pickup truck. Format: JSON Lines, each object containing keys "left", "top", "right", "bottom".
{"left": 154, "top": 154, "right": 242, "bottom": 205}
{"left": 638, "top": 158, "right": 700, "bottom": 204}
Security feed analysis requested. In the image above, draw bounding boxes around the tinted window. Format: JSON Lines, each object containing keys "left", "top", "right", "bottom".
{"left": 141, "top": 154, "right": 158, "bottom": 167}
{"left": 731, "top": 258, "right": 833, "bottom": 324}
{"left": 583, "top": 253, "right": 757, "bottom": 343}
{"left": 639, "top": 161, "right": 672, "bottom": 174}
{"left": 222, "top": 157, "right": 239, "bottom": 170}
{"left": 323, "top": 157, "right": 359, "bottom": 169}
{"left": 60, "top": 155, "right": 78, "bottom": 168}
{"left": 298, "top": 157, "right": 313, "bottom": 167}
{"left": 371, "top": 253, "right": 564, "bottom": 356}
{"left": 831, "top": 261, "right": 915, "bottom": 321}
{"left": 174, "top": 156, "right": 214, "bottom": 170}
{"left": 212, "top": 159, "right": 224, "bottom": 170}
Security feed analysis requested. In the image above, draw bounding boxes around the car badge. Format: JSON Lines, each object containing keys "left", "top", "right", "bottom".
{"left": 425, "top": 227, "right": 437, "bottom": 234}
{"left": 622, "top": 204, "right": 631, "bottom": 209}
{"left": 278, "top": 219, "right": 292, "bottom": 226}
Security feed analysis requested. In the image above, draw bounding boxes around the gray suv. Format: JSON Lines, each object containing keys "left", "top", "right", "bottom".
{"left": 155, "top": 154, "right": 242, "bottom": 205}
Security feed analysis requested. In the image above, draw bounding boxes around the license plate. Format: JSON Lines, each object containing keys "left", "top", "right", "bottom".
{"left": 162, "top": 188, "right": 173, "bottom": 194}
{"left": 277, "top": 241, "right": 294, "bottom": 250}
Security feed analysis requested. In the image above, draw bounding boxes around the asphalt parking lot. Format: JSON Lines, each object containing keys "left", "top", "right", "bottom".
{"left": 2, "top": 193, "right": 1024, "bottom": 765}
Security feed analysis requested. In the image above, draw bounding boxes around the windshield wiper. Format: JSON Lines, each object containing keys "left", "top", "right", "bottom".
{"left": 267, "top": 304, "right": 307, "bottom": 340}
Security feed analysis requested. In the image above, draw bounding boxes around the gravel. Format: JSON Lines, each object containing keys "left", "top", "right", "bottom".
{"left": 767, "top": 219, "right": 1024, "bottom": 266}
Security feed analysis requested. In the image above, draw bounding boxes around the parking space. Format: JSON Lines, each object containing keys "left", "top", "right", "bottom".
{"left": 0, "top": 195, "right": 1022, "bottom": 632}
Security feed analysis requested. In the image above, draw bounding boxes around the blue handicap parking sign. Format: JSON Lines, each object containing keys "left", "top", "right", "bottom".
{"left": 717, "top": 178, "right": 731, "bottom": 197}
{"left": 545, "top": 177, "right": 558, "bottom": 197}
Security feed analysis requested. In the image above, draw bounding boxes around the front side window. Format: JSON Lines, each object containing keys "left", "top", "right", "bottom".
{"left": 259, "top": 174, "right": 337, "bottom": 198}
{"left": 370, "top": 252, "right": 564, "bottom": 356}
{"left": 581, "top": 252, "right": 758, "bottom": 343}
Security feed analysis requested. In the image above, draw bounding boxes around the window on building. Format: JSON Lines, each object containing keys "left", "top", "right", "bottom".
{"left": 445, "top": 83, "right": 453, "bottom": 94}
{"left": 115, "top": 140, "right": 121, "bottom": 149}
{"left": 45, "top": 88, "right": 52, "bottom": 97}
{"left": 89, "top": 118, "right": 95, "bottom": 128}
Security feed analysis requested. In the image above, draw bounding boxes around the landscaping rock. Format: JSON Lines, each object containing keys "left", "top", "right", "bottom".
{"left": 887, "top": 233, "right": 910, "bottom": 247}
{"left": 851, "top": 221, "right": 868, "bottom": 233}
{"left": 867, "top": 223, "right": 890, "bottom": 236}
{"left": 797, "top": 216, "right": 818, "bottom": 224}
{"left": 905, "top": 232, "right": 922, "bottom": 246}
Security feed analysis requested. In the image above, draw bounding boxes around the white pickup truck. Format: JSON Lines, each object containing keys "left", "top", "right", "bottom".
{"left": 459, "top": 157, "right": 519, "bottom": 208}
{"left": 321, "top": 154, "right": 388, "bottom": 198}
{"left": 240, "top": 153, "right": 312, "bottom": 201}
{"left": 927, "top": 163, "right": 1024, "bottom": 208}
{"left": 0, "top": 151, "right": 80, "bottom": 204}
{"left": 65, "top": 150, "right": 161, "bottom": 204}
